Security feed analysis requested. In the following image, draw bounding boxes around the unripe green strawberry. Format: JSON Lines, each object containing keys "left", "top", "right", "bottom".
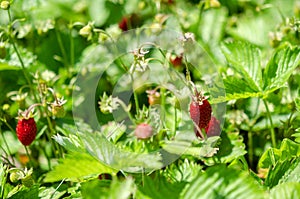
{"left": 51, "top": 104, "right": 65, "bottom": 118}
{"left": 21, "top": 174, "right": 34, "bottom": 187}
{"left": 134, "top": 123, "right": 153, "bottom": 139}
{"left": 16, "top": 118, "right": 37, "bottom": 146}
{"left": 10, "top": 172, "right": 21, "bottom": 183}
{"left": 205, "top": 116, "right": 221, "bottom": 137}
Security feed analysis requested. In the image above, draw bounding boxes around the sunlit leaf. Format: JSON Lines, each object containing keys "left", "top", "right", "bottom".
{"left": 263, "top": 46, "right": 300, "bottom": 93}
{"left": 179, "top": 165, "right": 266, "bottom": 199}
{"left": 80, "top": 132, "right": 163, "bottom": 172}
{"left": 270, "top": 182, "right": 300, "bottom": 199}
{"left": 258, "top": 139, "right": 300, "bottom": 169}
{"left": 221, "top": 41, "right": 263, "bottom": 89}
{"left": 81, "top": 177, "right": 135, "bottom": 199}
{"left": 44, "top": 152, "right": 116, "bottom": 182}
{"left": 7, "top": 185, "right": 39, "bottom": 199}
{"left": 138, "top": 174, "right": 187, "bottom": 199}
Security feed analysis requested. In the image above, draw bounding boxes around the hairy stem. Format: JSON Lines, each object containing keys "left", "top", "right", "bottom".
{"left": 263, "top": 99, "right": 276, "bottom": 148}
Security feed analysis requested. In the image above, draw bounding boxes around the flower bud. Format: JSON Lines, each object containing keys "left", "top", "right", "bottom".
{"left": 0, "top": 1, "right": 10, "bottom": 10}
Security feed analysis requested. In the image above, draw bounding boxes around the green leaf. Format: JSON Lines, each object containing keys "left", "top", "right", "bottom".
{"left": 258, "top": 139, "right": 300, "bottom": 169}
{"left": 7, "top": 185, "right": 39, "bottom": 199}
{"left": 162, "top": 136, "right": 220, "bottom": 158}
{"left": 179, "top": 165, "right": 265, "bottom": 199}
{"left": 205, "top": 132, "right": 247, "bottom": 165}
{"left": 251, "top": 114, "right": 292, "bottom": 131}
{"left": 200, "top": 7, "right": 228, "bottom": 43}
{"left": 0, "top": 63, "right": 21, "bottom": 71}
{"left": 270, "top": 182, "right": 300, "bottom": 199}
{"left": 279, "top": 158, "right": 300, "bottom": 184}
{"left": 44, "top": 152, "right": 116, "bottom": 182}
{"left": 53, "top": 134, "right": 85, "bottom": 153}
{"left": 166, "top": 159, "right": 203, "bottom": 182}
{"left": 81, "top": 177, "right": 135, "bottom": 199}
{"left": 80, "top": 132, "right": 163, "bottom": 172}
{"left": 38, "top": 186, "right": 66, "bottom": 199}
{"left": 263, "top": 46, "right": 300, "bottom": 93}
{"left": 295, "top": 97, "right": 300, "bottom": 112}
{"left": 221, "top": 41, "right": 263, "bottom": 89}
{"left": 138, "top": 174, "right": 187, "bottom": 199}
{"left": 210, "top": 76, "right": 263, "bottom": 103}
{"left": 265, "top": 159, "right": 293, "bottom": 188}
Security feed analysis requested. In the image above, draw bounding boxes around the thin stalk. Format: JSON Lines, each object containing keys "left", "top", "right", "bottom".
{"left": 263, "top": 99, "right": 276, "bottom": 148}
{"left": 24, "top": 146, "right": 33, "bottom": 168}
{"left": 55, "top": 27, "right": 69, "bottom": 68}
{"left": 69, "top": 24, "right": 75, "bottom": 71}
{"left": 7, "top": 10, "right": 35, "bottom": 95}
{"left": 130, "top": 74, "right": 140, "bottom": 115}
{"left": 42, "top": 146, "right": 51, "bottom": 170}
{"left": 174, "top": 105, "right": 177, "bottom": 135}
{"left": 248, "top": 131, "right": 254, "bottom": 168}
{"left": 45, "top": 114, "right": 62, "bottom": 158}
{"left": 50, "top": 178, "right": 65, "bottom": 199}
{"left": 0, "top": 125, "right": 15, "bottom": 165}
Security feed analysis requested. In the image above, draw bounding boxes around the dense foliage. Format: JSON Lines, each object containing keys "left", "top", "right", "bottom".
{"left": 1, "top": 0, "right": 300, "bottom": 198}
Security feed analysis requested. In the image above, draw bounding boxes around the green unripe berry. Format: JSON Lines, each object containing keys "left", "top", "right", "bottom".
{"left": 21, "top": 174, "right": 34, "bottom": 187}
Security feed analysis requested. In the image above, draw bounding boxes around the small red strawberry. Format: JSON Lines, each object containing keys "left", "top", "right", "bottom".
{"left": 170, "top": 54, "right": 183, "bottom": 67}
{"left": 118, "top": 17, "right": 128, "bottom": 31}
{"left": 205, "top": 116, "right": 221, "bottom": 137}
{"left": 189, "top": 89, "right": 212, "bottom": 138}
{"left": 118, "top": 14, "right": 140, "bottom": 31}
{"left": 134, "top": 123, "right": 153, "bottom": 139}
{"left": 16, "top": 117, "right": 37, "bottom": 146}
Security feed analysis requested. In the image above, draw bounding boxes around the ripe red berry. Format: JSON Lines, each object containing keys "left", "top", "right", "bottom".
{"left": 189, "top": 98, "right": 212, "bottom": 138}
{"left": 118, "top": 14, "right": 140, "bottom": 31}
{"left": 205, "top": 116, "right": 221, "bottom": 137}
{"left": 134, "top": 123, "right": 153, "bottom": 139}
{"left": 170, "top": 55, "right": 183, "bottom": 67}
{"left": 16, "top": 118, "right": 37, "bottom": 146}
{"left": 118, "top": 17, "right": 128, "bottom": 31}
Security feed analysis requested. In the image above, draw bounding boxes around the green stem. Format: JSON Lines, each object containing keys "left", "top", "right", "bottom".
{"left": 42, "top": 146, "right": 51, "bottom": 170}
{"left": 7, "top": 10, "right": 40, "bottom": 107}
{"left": 174, "top": 105, "right": 177, "bottom": 135}
{"left": 0, "top": 166, "right": 8, "bottom": 199}
{"left": 24, "top": 146, "right": 33, "bottom": 168}
{"left": 45, "top": 113, "right": 63, "bottom": 158}
{"left": 263, "top": 99, "right": 276, "bottom": 148}
{"left": 248, "top": 131, "right": 253, "bottom": 169}
{"left": 69, "top": 25, "right": 74, "bottom": 70}
{"left": 0, "top": 125, "right": 15, "bottom": 165}
{"left": 130, "top": 75, "right": 140, "bottom": 115}
{"left": 55, "top": 27, "right": 69, "bottom": 68}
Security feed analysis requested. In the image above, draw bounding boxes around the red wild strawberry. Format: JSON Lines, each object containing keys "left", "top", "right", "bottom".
{"left": 205, "top": 116, "right": 221, "bottom": 137}
{"left": 170, "top": 54, "right": 183, "bottom": 67}
{"left": 118, "top": 14, "right": 140, "bottom": 31}
{"left": 134, "top": 123, "right": 153, "bottom": 139}
{"left": 189, "top": 90, "right": 212, "bottom": 138}
{"left": 118, "top": 17, "right": 128, "bottom": 31}
{"left": 16, "top": 118, "right": 37, "bottom": 146}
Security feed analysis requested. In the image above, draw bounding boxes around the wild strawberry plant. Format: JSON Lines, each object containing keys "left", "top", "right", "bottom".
{"left": 1, "top": 0, "right": 300, "bottom": 199}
